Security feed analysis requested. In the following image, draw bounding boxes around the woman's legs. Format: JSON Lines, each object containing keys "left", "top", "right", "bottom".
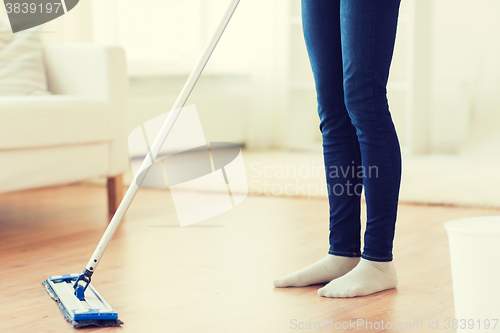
{"left": 274, "top": 0, "right": 402, "bottom": 297}
{"left": 301, "top": 0, "right": 403, "bottom": 262}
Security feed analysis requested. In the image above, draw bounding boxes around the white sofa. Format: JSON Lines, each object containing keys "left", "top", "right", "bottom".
{"left": 0, "top": 44, "right": 129, "bottom": 213}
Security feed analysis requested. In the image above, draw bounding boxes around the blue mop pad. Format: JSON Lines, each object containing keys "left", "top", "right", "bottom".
{"left": 42, "top": 274, "right": 123, "bottom": 328}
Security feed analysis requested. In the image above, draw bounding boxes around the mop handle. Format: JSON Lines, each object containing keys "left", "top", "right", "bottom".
{"left": 83, "top": 0, "right": 241, "bottom": 276}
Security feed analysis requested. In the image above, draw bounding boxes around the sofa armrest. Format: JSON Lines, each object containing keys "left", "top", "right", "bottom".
{"left": 44, "top": 44, "right": 130, "bottom": 175}
{"left": 44, "top": 44, "right": 128, "bottom": 104}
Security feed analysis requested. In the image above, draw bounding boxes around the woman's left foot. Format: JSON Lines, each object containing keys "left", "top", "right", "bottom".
{"left": 318, "top": 258, "right": 398, "bottom": 298}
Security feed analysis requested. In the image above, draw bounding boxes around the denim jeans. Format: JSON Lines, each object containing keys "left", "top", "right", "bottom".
{"left": 301, "top": 0, "right": 402, "bottom": 262}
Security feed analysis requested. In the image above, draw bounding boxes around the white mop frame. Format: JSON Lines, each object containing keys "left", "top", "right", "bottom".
{"left": 82, "top": 0, "right": 241, "bottom": 279}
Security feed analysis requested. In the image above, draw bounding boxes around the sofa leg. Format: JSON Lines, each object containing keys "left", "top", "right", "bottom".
{"left": 107, "top": 174, "right": 123, "bottom": 215}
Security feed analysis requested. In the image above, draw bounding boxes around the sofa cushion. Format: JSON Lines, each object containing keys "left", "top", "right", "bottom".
{"left": 0, "top": 20, "right": 50, "bottom": 96}
{"left": 0, "top": 95, "right": 114, "bottom": 149}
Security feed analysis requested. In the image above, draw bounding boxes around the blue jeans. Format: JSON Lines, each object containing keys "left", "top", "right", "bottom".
{"left": 301, "top": 0, "right": 402, "bottom": 262}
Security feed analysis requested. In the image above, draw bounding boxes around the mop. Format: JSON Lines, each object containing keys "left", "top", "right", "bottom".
{"left": 42, "top": 0, "right": 241, "bottom": 328}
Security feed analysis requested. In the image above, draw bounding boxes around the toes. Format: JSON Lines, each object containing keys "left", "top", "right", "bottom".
{"left": 318, "top": 288, "right": 339, "bottom": 298}
{"left": 273, "top": 277, "right": 296, "bottom": 288}
{"left": 273, "top": 279, "right": 285, "bottom": 287}
{"left": 318, "top": 285, "right": 359, "bottom": 298}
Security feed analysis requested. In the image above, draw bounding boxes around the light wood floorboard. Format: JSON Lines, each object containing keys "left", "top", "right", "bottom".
{"left": 1, "top": 184, "right": 499, "bottom": 333}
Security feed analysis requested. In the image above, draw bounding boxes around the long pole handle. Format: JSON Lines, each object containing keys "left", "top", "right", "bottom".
{"left": 83, "top": 0, "right": 241, "bottom": 276}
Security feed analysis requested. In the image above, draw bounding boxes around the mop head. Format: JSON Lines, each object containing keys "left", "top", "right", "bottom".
{"left": 42, "top": 274, "right": 123, "bottom": 329}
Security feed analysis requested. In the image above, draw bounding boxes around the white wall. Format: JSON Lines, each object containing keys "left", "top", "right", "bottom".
{"left": 430, "top": 0, "right": 500, "bottom": 153}
{"left": 2, "top": 0, "right": 499, "bottom": 153}
{"left": 91, "top": 0, "right": 253, "bottom": 76}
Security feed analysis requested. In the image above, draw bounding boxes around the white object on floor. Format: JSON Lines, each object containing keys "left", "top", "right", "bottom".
{"left": 399, "top": 153, "right": 500, "bottom": 209}
{"left": 106, "top": 146, "right": 500, "bottom": 209}
{"left": 444, "top": 216, "right": 500, "bottom": 333}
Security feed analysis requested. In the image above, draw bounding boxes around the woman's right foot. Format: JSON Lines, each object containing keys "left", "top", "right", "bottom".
{"left": 273, "top": 254, "right": 360, "bottom": 287}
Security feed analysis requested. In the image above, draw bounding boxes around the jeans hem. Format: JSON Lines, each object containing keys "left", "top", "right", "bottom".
{"left": 328, "top": 250, "right": 362, "bottom": 258}
{"left": 361, "top": 253, "right": 393, "bottom": 262}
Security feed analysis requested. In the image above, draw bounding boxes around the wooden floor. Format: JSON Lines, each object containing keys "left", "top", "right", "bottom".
{"left": 1, "top": 184, "right": 499, "bottom": 333}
